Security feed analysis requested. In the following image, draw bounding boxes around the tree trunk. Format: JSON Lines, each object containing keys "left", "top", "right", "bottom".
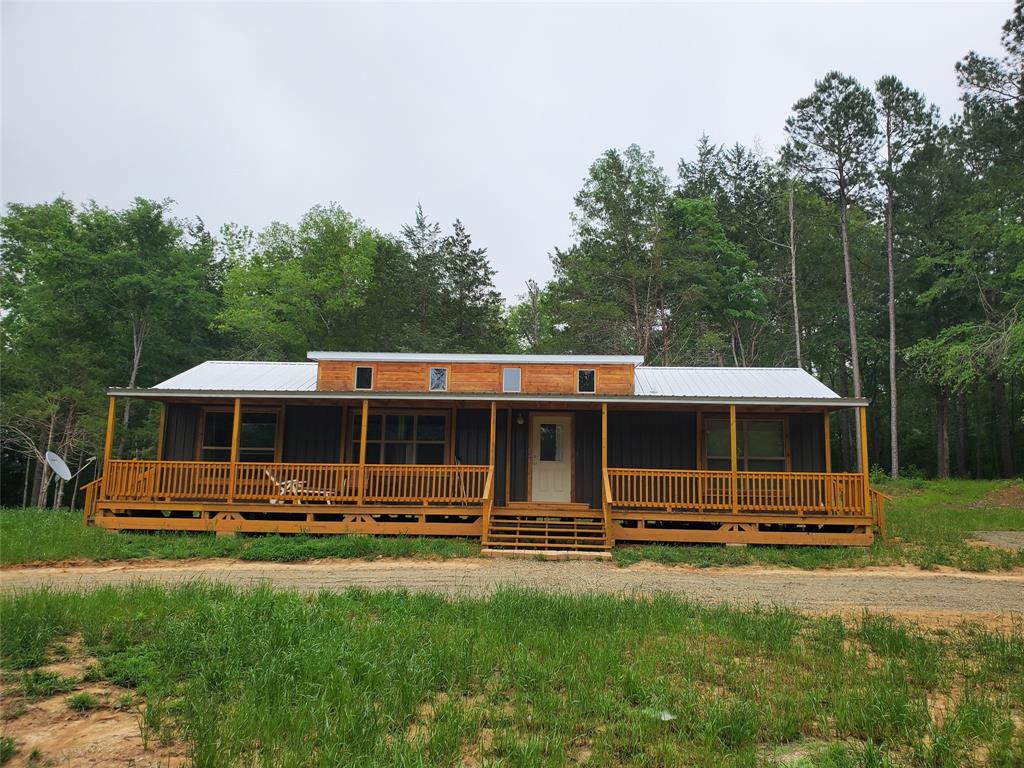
{"left": 788, "top": 184, "right": 803, "bottom": 369}
{"left": 885, "top": 187, "right": 899, "bottom": 478}
{"left": 956, "top": 394, "right": 968, "bottom": 478}
{"left": 936, "top": 392, "right": 950, "bottom": 479}
{"left": 839, "top": 196, "right": 863, "bottom": 399}
{"left": 21, "top": 461, "right": 31, "bottom": 508}
{"left": 34, "top": 415, "right": 56, "bottom": 508}
{"left": 994, "top": 380, "right": 1016, "bottom": 478}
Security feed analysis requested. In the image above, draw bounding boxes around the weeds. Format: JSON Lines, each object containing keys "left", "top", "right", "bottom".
{"left": 66, "top": 691, "right": 100, "bottom": 711}
{"left": 20, "top": 669, "right": 76, "bottom": 699}
{"left": 1, "top": 583, "right": 1020, "bottom": 766}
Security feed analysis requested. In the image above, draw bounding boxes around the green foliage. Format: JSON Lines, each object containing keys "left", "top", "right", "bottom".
{"left": 66, "top": 691, "right": 100, "bottom": 711}
{"left": 1, "top": 585, "right": 1021, "bottom": 766}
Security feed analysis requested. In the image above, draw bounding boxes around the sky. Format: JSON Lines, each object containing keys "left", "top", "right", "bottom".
{"left": 2, "top": 1, "right": 1012, "bottom": 299}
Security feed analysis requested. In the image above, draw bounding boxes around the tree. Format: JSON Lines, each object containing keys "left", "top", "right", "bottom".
{"left": 217, "top": 204, "right": 375, "bottom": 358}
{"left": 437, "top": 220, "right": 510, "bottom": 352}
{"left": 552, "top": 145, "right": 670, "bottom": 359}
{"left": 785, "top": 72, "right": 880, "bottom": 405}
{"left": 874, "top": 76, "right": 938, "bottom": 477}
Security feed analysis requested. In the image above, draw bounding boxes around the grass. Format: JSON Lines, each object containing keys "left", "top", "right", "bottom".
{"left": 66, "top": 691, "right": 100, "bottom": 711}
{"left": 0, "top": 507, "right": 479, "bottom": 565}
{"left": 613, "top": 479, "right": 1024, "bottom": 571}
{"left": 1, "top": 480, "right": 1020, "bottom": 571}
{"left": 1, "top": 584, "right": 1021, "bottom": 766}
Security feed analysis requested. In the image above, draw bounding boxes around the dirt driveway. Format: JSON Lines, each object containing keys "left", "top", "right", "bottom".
{"left": 3, "top": 558, "right": 1022, "bottom": 627}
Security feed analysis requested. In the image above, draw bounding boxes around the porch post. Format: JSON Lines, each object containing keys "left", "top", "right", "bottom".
{"left": 227, "top": 398, "right": 241, "bottom": 503}
{"left": 823, "top": 409, "right": 834, "bottom": 511}
{"left": 859, "top": 406, "right": 870, "bottom": 517}
{"left": 102, "top": 395, "right": 117, "bottom": 489}
{"left": 729, "top": 405, "right": 738, "bottom": 514}
{"left": 488, "top": 401, "right": 497, "bottom": 467}
{"left": 357, "top": 399, "right": 369, "bottom": 505}
{"left": 155, "top": 402, "right": 167, "bottom": 461}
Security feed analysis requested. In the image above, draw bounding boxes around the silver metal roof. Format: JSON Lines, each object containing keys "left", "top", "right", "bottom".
{"left": 152, "top": 361, "right": 318, "bottom": 392}
{"left": 127, "top": 360, "right": 860, "bottom": 407}
{"left": 308, "top": 351, "right": 645, "bottom": 365}
{"left": 634, "top": 366, "right": 840, "bottom": 400}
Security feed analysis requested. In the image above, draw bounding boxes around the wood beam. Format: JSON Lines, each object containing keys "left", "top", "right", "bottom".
{"left": 823, "top": 409, "right": 833, "bottom": 511}
{"left": 859, "top": 406, "right": 870, "bottom": 517}
{"left": 227, "top": 397, "right": 241, "bottom": 502}
{"left": 488, "top": 401, "right": 497, "bottom": 467}
{"left": 357, "top": 399, "right": 369, "bottom": 504}
{"left": 729, "top": 404, "right": 738, "bottom": 514}
{"left": 102, "top": 395, "right": 117, "bottom": 484}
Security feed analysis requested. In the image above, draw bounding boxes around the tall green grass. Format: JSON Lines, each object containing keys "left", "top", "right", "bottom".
{"left": 1, "top": 585, "right": 1021, "bottom": 766}
{"left": 0, "top": 508, "right": 478, "bottom": 565}
{"left": 615, "top": 479, "right": 1024, "bottom": 571}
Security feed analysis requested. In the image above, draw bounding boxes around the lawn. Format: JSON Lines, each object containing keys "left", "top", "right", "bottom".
{"left": 0, "top": 585, "right": 1021, "bottom": 767}
{"left": 1, "top": 479, "right": 1021, "bottom": 571}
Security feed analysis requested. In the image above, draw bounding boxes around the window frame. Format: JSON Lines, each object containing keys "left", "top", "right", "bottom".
{"left": 576, "top": 368, "right": 597, "bottom": 394}
{"left": 428, "top": 366, "right": 449, "bottom": 392}
{"left": 197, "top": 405, "right": 283, "bottom": 463}
{"left": 703, "top": 416, "right": 788, "bottom": 472}
{"left": 349, "top": 409, "right": 450, "bottom": 465}
{"left": 502, "top": 367, "right": 522, "bottom": 393}
{"left": 355, "top": 365, "right": 374, "bottom": 391}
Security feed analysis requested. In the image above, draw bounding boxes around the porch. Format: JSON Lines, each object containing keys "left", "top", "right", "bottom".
{"left": 85, "top": 398, "right": 886, "bottom": 548}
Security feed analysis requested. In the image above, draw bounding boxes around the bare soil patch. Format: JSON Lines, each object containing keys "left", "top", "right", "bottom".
{"left": 972, "top": 530, "right": 1024, "bottom": 552}
{"left": 970, "top": 481, "right": 1024, "bottom": 509}
{"left": 1, "top": 642, "right": 185, "bottom": 768}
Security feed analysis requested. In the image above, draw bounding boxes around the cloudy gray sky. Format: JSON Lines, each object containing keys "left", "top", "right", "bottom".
{"left": 2, "top": 1, "right": 1011, "bottom": 299}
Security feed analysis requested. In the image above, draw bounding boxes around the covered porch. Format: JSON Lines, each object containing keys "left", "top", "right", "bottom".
{"left": 85, "top": 393, "right": 886, "bottom": 548}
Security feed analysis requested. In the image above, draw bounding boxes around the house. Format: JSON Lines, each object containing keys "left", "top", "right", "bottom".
{"left": 83, "top": 352, "right": 887, "bottom": 551}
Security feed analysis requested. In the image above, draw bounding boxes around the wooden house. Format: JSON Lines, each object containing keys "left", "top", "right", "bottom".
{"left": 83, "top": 352, "right": 887, "bottom": 551}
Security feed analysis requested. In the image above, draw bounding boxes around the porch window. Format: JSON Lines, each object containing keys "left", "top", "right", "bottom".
{"left": 355, "top": 366, "right": 374, "bottom": 390}
{"left": 705, "top": 418, "right": 786, "bottom": 472}
{"left": 577, "top": 369, "right": 596, "bottom": 393}
{"left": 429, "top": 367, "right": 448, "bottom": 392}
{"left": 201, "top": 411, "right": 278, "bottom": 462}
{"left": 352, "top": 413, "right": 447, "bottom": 464}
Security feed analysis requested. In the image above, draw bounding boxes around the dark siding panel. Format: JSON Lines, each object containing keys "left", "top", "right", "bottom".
{"left": 455, "top": 408, "right": 507, "bottom": 506}
{"left": 509, "top": 410, "right": 529, "bottom": 503}
{"left": 574, "top": 410, "right": 601, "bottom": 508}
{"left": 163, "top": 404, "right": 199, "bottom": 460}
{"left": 608, "top": 411, "right": 695, "bottom": 469}
{"left": 283, "top": 406, "right": 343, "bottom": 463}
{"left": 790, "top": 413, "right": 825, "bottom": 472}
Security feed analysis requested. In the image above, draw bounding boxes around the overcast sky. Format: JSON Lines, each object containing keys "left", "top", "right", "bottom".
{"left": 2, "top": 1, "right": 1011, "bottom": 299}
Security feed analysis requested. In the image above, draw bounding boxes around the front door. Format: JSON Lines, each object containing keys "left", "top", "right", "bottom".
{"left": 530, "top": 414, "right": 573, "bottom": 502}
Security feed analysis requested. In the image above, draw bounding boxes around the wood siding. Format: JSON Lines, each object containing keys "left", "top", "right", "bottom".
{"left": 789, "top": 413, "right": 826, "bottom": 472}
{"left": 608, "top": 411, "right": 697, "bottom": 470}
{"left": 162, "top": 404, "right": 199, "bottom": 460}
{"left": 282, "top": 405, "right": 343, "bottom": 463}
{"left": 317, "top": 360, "right": 635, "bottom": 395}
{"left": 454, "top": 408, "right": 508, "bottom": 507}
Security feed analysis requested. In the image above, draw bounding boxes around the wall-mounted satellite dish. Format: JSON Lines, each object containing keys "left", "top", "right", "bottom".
{"left": 45, "top": 451, "right": 73, "bottom": 482}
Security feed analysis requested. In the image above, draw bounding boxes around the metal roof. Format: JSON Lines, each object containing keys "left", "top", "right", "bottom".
{"left": 127, "top": 360, "right": 859, "bottom": 407}
{"left": 308, "top": 351, "right": 645, "bottom": 365}
{"left": 634, "top": 366, "right": 840, "bottom": 400}
{"left": 152, "top": 361, "right": 318, "bottom": 392}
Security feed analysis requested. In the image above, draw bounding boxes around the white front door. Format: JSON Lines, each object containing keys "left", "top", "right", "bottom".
{"left": 531, "top": 415, "right": 573, "bottom": 502}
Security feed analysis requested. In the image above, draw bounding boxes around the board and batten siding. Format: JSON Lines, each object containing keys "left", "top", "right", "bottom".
{"left": 317, "top": 360, "right": 634, "bottom": 395}
{"left": 282, "top": 405, "right": 343, "bottom": 463}
{"left": 161, "top": 404, "right": 200, "bottom": 460}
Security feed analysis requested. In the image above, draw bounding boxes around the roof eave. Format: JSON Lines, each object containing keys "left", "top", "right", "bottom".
{"left": 107, "top": 387, "right": 868, "bottom": 408}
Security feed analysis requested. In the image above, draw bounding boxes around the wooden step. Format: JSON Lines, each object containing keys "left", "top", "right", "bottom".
{"left": 485, "top": 510, "right": 611, "bottom": 553}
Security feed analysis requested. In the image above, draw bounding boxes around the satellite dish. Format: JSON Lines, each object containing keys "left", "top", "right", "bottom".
{"left": 45, "top": 451, "right": 72, "bottom": 482}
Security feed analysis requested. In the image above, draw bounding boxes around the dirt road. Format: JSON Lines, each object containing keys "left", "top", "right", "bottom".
{"left": 3, "top": 558, "right": 1022, "bottom": 626}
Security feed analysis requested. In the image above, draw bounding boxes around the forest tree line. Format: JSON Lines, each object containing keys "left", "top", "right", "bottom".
{"left": 2, "top": 4, "right": 1021, "bottom": 507}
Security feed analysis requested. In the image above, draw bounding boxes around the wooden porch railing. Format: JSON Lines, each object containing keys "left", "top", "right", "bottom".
{"left": 868, "top": 487, "right": 892, "bottom": 536}
{"left": 605, "top": 468, "right": 867, "bottom": 515}
{"left": 101, "top": 460, "right": 490, "bottom": 506}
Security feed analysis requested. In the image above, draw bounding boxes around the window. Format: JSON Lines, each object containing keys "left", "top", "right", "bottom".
{"left": 577, "top": 368, "right": 596, "bottom": 393}
{"left": 201, "top": 411, "right": 278, "bottom": 462}
{"left": 538, "top": 423, "right": 562, "bottom": 461}
{"left": 705, "top": 418, "right": 786, "bottom": 472}
{"left": 355, "top": 366, "right": 374, "bottom": 390}
{"left": 503, "top": 367, "right": 522, "bottom": 393}
{"left": 352, "top": 413, "right": 447, "bottom": 465}
{"left": 429, "top": 367, "right": 448, "bottom": 392}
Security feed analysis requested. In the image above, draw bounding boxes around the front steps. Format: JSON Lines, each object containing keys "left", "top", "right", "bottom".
{"left": 484, "top": 503, "right": 610, "bottom": 555}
